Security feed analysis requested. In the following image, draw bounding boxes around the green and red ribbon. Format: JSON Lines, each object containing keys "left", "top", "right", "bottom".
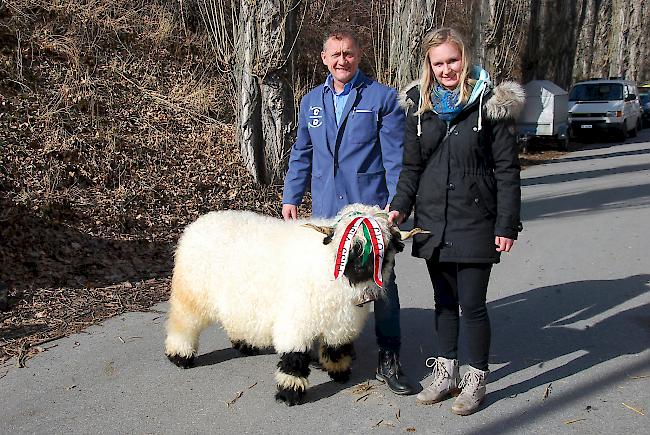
{"left": 334, "top": 216, "right": 385, "bottom": 288}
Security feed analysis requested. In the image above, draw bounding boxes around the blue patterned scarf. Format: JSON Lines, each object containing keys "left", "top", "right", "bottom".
{"left": 431, "top": 84, "right": 465, "bottom": 122}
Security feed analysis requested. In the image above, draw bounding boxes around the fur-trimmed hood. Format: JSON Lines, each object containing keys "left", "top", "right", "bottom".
{"left": 398, "top": 69, "right": 525, "bottom": 122}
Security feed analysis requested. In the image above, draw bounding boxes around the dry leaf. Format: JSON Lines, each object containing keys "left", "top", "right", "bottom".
{"left": 542, "top": 383, "right": 552, "bottom": 401}
{"left": 352, "top": 381, "right": 376, "bottom": 394}
{"left": 225, "top": 391, "right": 244, "bottom": 407}
{"left": 356, "top": 393, "right": 370, "bottom": 402}
{"left": 373, "top": 420, "right": 395, "bottom": 428}
{"left": 629, "top": 374, "right": 650, "bottom": 380}
{"left": 563, "top": 418, "right": 586, "bottom": 425}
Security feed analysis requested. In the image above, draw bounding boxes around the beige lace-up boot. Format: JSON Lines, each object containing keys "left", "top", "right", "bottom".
{"left": 451, "top": 366, "right": 489, "bottom": 415}
{"left": 416, "top": 357, "right": 460, "bottom": 404}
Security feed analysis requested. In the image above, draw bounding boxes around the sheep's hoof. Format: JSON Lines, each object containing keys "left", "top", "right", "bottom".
{"left": 167, "top": 353, "right": 195, "bottom": 369}
{"left": 275, "top": 388, "right": 305, "bottom": 406}
{"left": 232, "top": 340, "right": 260, "bottom": 356}
{"left": 328, "top": 369, "right": 351, "bottom": 383}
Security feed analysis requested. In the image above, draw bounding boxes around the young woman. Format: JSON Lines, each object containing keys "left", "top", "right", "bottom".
{"left": 389, "top": 28, "right": 524, "bottom": 415}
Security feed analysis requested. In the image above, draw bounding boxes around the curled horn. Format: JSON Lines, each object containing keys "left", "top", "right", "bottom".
{"left": 303, "top": 223, "right": 335, "bottom": 237}
{"left": 399, "top": 228, "right": 429, "bottom": 240}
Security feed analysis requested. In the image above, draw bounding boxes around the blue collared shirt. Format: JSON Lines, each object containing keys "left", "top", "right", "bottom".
{"left": 325, "top": 70, "right": 361, "bottom": 125}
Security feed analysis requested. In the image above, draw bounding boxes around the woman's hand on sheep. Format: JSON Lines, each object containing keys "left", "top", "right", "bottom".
{"left": 282, "top": 204, "right": 298, "bottom": 221}
{"left": 388, "top": 210, "right": 405, "bottom": 225}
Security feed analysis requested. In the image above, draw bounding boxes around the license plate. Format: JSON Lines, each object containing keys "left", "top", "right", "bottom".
{"left": 581, "top": 124, "right": 593, "bottom": 129}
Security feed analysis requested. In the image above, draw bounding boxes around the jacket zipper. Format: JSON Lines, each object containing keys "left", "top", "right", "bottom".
{"left": 443, "top": 123, "right": 457, "bottom": 141}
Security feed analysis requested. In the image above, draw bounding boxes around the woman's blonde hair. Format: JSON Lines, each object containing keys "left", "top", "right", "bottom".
{"left": 417, "top": 28, "right": 473, "bottom": 115}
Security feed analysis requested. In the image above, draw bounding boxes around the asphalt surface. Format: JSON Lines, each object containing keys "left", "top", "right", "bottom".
{"left": 2, "top": 131, "right": 649, "bottom": 434}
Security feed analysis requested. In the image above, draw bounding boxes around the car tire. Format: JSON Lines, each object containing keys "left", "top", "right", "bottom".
{"left": 619, "top": 124, "right": 628, "bottom": 142}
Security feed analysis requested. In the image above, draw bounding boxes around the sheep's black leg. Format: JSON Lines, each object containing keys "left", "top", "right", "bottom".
{"left": 165, "top": 293, "right": 208, "bottom": 369}
{"left": 275, "top": 351, "right": 311, "bottom": 406}
{"left": 231, "top": 340, "right": 261, "bottom": 356}
{"left": 319, "top": 342, "right": 354, "bottom": 383}
{"left": 167, "top": 353, "right": 195, "bottom": 368}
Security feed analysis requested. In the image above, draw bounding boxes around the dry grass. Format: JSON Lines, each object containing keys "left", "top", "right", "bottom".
{"left": 0, "top": 0, "right": 282, "bottom": 364}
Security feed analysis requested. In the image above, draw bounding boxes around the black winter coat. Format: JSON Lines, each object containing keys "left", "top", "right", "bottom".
{"left": 390, "top": 82, "right": 524, "bottom": 263}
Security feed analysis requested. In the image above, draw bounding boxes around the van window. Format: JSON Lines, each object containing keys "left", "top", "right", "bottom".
{"left": 569, "top": 83, "right": 624, "bottom": 101}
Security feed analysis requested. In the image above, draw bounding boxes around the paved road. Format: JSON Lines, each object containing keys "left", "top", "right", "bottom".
{"left": 2, "top": 132, "right": 649, "bottom": 434}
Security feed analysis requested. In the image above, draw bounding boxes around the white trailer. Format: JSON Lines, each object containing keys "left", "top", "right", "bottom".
{"left": 516, "top": 80, "right": 570, "bottom": 152}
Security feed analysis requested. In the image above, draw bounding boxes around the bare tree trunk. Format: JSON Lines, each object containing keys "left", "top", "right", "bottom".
{"left": 387, "top": 0, "right": 438, "bottom": 89}
{"left": 258, "top": 1, "right": 299, "bottom": 184}
{"left": 520, "top": 0, "right": 580, "bottom": 89}
{"left": 199, "top": 0, "right": 298, "bottom": 185}
{"left": 233, "top": 1, "right": 265, "bottom": 183}
{"left": 571, "top": 0, "right": 650, "bottom": 84}
{"left": 607, "top": 0, "right": 649, "bottom": 82}
{"left": 473, "top": 0, "right": 490, "bottom": 68}
{"left": 234, "top": 0, "right": 298, "bottom": 185}
{"left": 477, "top": 0, "right": 528, "bottom": 82}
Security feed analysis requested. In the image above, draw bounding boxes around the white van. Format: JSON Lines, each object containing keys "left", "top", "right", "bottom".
{"left": 568, "top": 78, "right": 641, "bottom": 140}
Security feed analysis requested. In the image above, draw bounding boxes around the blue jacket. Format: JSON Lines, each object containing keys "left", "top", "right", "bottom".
{"left": 282, "top": 71, "right": 404, "bottom": 218}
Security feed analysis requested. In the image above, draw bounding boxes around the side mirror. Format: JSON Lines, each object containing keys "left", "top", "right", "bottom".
{"left": 627, "top": 94, "right": 637, "bottom": 101}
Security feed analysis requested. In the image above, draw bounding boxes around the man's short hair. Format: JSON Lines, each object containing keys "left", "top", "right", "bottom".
{"left": 322, "top": 29, "right": 361, "bottom": 51}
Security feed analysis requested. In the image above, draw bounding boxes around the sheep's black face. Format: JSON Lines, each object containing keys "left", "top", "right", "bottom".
{"left": 343, "top": 233, "right": 402, "bottom": 286}
{"left": 389, "top": 230, "right": 405, "bottom": 254}
{"left": 320, "top": 211, "right": 408, "bottom": 288}
{"left": 343, "top": 242, "right": 374, "bottom": 285}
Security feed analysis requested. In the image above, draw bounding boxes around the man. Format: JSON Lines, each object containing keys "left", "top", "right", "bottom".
{"left": 282, "top": 30, "right": 416, "bottom": 395}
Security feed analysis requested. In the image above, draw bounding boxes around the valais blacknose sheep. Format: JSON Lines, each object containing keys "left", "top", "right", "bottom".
{"left": 165, "top": 204, "right": 423, "bottom": 405}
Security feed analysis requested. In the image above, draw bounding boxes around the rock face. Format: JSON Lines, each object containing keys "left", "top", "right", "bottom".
{"left": 519, "top": 0, "right": 649, "bottom": 88}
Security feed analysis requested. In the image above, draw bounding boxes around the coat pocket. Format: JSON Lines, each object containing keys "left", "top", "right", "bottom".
{"left": 348, "top": 109, "right": 378, "bottom": 144}
{"left": 356, "top": 169, "right": 388, "bottom": 207}
{"left": 469, "top": 181, "right": 496, "bottom": 218}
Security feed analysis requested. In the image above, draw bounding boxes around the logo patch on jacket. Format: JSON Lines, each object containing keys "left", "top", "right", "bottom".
{"left": 309, "top": 106, "right": 323, "bottom": 128}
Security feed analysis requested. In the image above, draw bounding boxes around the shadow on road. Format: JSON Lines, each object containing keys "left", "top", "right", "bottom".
{"left": 547, "top": 141, "right": 650, "bottom": 165}
{"left": 467, "top": 354, "right": 650, "bottom": 435}
{"left": 178, "top": 274, "right": 649, "bottom": 406}
{"left": 193, "top": 346, "right": 276, "bottom": 368}
{"left": 357, "top": 274, "right": 649, "bottom": 409}
{"left": 522, "top": 162, "right": 650, "bottom": 187}
{"left": 523, "top": 183, "right": 650, "bottom": 221}
{"left": 487, "top": 274, "right": 649, "bottom": 401}
{"left": 458, "top": 274, "right": 650, "bottom": 433}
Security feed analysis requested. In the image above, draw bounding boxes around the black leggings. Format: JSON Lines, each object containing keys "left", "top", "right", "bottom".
{"left": 425, "top": 258, "right": 493, "bottom": 371}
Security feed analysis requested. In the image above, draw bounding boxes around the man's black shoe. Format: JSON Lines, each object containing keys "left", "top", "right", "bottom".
{"left": 375, "top": 349, "right": 418, "bottom": 395}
